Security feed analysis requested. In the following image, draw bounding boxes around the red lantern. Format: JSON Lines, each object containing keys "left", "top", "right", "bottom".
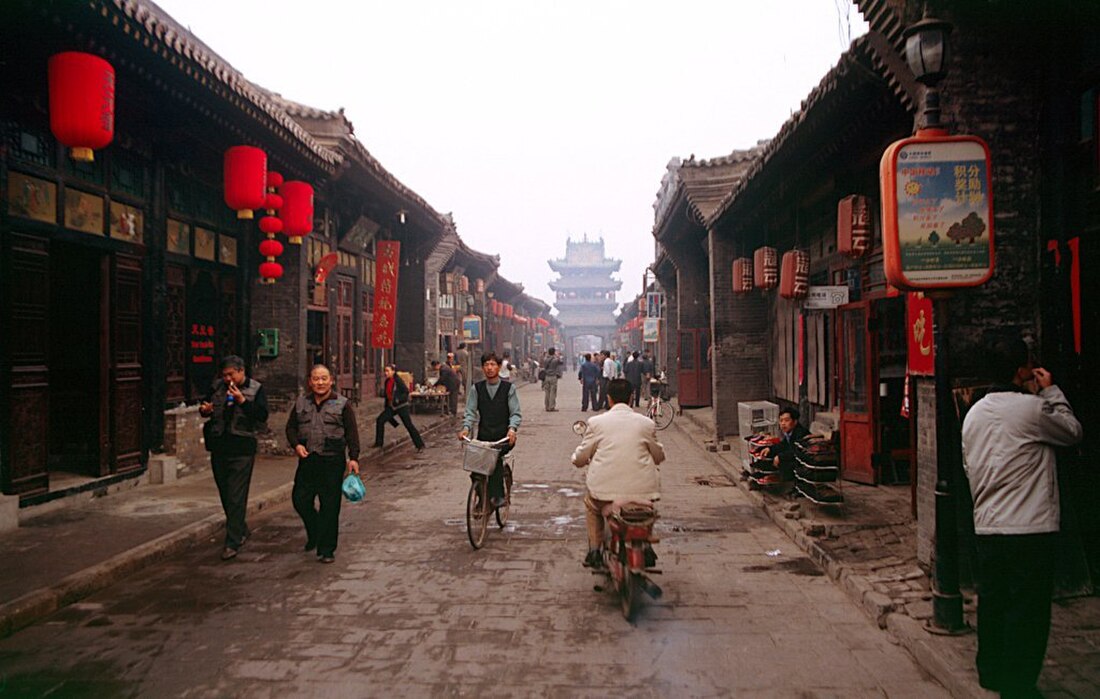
{"left": 732, "top": 257, "right": 753, "bottom": 293}
{"left": 259, "top": 261, "right": 284, "bottom": 283}
{"left": 48, "top": 52, "right": 115, "bottom": 163}
{"left": 224, "top": 146, "right": 267, "bottom": 219}
{"left": 264, "top": 193, "right": 284, "bottom": 211}
{"left": 280, "top": 180, "right": 314, "bottom": 244}
{"left": 259, "top": 216, "right": 284, "bottom": 235}
{"left": 259, "top": 239, "right": 284, "bottom": 258}
{"left": 779, "top": 250, "right": 810, "bottom": 299}
{"left": 838, "top": 195, "right": 872, "bottom": 258}
{"left": 266, "top": 171, "right": 284, "bottom": 188}
{"left": 754, "top": 247, "right": 778, "bottom": 289}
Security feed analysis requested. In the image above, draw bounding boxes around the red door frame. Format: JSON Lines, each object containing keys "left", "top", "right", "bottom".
{"left": 677, "top": 328, "right": 712, "bottom": 408}
{"left": 838, "top": 301, "right": 878, "bottom": 484}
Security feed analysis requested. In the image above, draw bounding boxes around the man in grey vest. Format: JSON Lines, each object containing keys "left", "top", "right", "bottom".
{"left": 285, "top": 364, "right": 361, "bottom": 564}
{"left": 200, "top": 355, "right": 269, "bottom": 561}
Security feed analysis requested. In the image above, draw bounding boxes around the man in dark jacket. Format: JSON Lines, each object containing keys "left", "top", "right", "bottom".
{"left": 432, "top": 359, "right": 461, "bottom": 416}
{"left": 577, "top": 353, "right": 601, "bottom": 412}
{"left": 459, "top": 352, "right": 522, "bottom": 508}
{"left": 285, "top": 364, "right": 360, "bottom": 564}
{"left": 200, "top": 355, "right": 269, "bottom": 561}
{"left": 764, "top": 408, "right": 810, "bottom": 480}
{"left": 623, "top": 350, "right": 644, "bottom": 407}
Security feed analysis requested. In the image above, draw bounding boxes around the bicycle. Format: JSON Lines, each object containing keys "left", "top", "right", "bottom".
{"left": 461, "top": 436, "right": 515, "bottom": 549}
{"left": 646, "top": 378, "right": 674, "bottom": 430}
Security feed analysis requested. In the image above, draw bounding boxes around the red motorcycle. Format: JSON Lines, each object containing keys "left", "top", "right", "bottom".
{"left": 573, "top": 420, "right": 663, "bottom": 621}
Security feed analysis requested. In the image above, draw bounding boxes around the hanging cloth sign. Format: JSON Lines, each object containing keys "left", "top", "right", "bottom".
{"left": 371, "top": 240, "right": 400, "bottom": 349}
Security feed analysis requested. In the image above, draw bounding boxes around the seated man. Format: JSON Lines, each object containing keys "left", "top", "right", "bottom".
{"left": 571, "top": 378, "right": 665, "bottom": 568}
{"left": 764, "top": 407, "right": 810, "bottom": 480}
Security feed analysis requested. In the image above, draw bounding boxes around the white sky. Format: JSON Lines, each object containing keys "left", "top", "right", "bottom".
{"left": 153, "top": 0, "right": 867, "bottom": 312}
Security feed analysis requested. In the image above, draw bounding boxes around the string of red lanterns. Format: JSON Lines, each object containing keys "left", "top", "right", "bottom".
{"left": 258, "top": 171, "right": 285, "bottom": 284}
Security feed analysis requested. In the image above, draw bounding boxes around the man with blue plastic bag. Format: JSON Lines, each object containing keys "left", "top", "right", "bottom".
{"left": 285, "top": 364, "right": 361, "bottom": 564}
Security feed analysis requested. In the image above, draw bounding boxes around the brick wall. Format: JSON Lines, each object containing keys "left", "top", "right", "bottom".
{"left": 709, "top": 230, "right": 771, "bottom": 439}
{"left": 250, "top": 240, "right": 307, "bottom": 406}
{"left": 162, "top": 405, "right": 210, "bottom": 472}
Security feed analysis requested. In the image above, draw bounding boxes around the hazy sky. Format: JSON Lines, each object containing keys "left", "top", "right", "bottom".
{"left": 154, "top": 0, "right": 867, "bottom": 311}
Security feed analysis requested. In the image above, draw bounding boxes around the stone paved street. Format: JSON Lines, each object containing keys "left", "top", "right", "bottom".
{"left": 0, "top": 380, "right": 948, "bottom": 697}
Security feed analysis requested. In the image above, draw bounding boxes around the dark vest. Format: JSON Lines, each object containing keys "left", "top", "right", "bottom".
{"left": 205, "top": 378, "right": 264, "bottom": 440}
{"left": 474, "top": 379, "right": 512, "bottom": 441}
{"left": 293, "top": 392, "right": 349, "bottom": 457}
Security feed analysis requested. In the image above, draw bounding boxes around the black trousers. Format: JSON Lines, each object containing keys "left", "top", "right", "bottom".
{"left": 470, "top": 443, "right": 512, "bottom": 501}
{"left": 446, "top": 390, "right": 459, "bottom": 416}
{"left": 597, "top": 377, "right": 609, "bottom": 409}
{"left": 375, "top": 405, "right": 424, "bottom": 449}
{"left": 211, "top": 452, "right": 255, "bottom": 549}
{"left": 628, "top": 380, "right": 641, "bottom": 407}
{"left": 974, "top": 533, "right": 1056, "bottom": 696}
{"left": 581, "top": 381, "right": 598, "bottom": 411}
{"left": 292, "top": 454, "right": 345, "bottom": 557}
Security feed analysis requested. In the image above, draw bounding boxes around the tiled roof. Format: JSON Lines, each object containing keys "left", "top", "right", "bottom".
{"left": 705, "top": 33, "right": 917, "bottom": 228}
{"left": 111, "top": 0, "right": 339, "bottom": 165}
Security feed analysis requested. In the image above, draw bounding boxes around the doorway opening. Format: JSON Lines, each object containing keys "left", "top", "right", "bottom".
{"left": 48, "top": 242, "right": 106, "bottom": 480}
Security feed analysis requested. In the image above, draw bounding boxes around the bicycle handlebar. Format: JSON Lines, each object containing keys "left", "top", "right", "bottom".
{"left": 462, "top": 435, "right": 510, "bottom": 447}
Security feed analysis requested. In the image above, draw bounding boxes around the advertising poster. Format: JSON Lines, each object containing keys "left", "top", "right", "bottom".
{"left": 882, "top": 135, "right": 994, "bottom": 289}
{"left": 643, "top": 318, "right": 660, "bottom": 343}
{"left": 462, "top": 315, "right": 482, "bottom": 344}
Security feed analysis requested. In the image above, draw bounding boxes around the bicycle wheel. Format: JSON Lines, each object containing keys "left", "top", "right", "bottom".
{"left": 653, "top": 401, "right": 674, "bottom": 430}
{"left": 495, "top": 462, "right": 513, "bottom": 528}
{"left": 466, "top": 476, "right": 489, "bottom": 549}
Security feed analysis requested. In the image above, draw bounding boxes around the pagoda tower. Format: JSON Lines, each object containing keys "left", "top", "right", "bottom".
{"left": 548, "top": 236, "right": 621, "bottom": 353}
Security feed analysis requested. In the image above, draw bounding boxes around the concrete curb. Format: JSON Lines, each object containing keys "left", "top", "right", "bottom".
{"left": 0, "top": 413, "right": 459, "bottom": 639}
{"left": 0, "top": 482, "right": 293, "bottom": 639}
{"left": 675, "top": 410, "right": 989, "bottom": 698}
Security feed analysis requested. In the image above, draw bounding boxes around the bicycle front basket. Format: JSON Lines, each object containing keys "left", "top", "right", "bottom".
{"left": 462, "top": 441, "right": 499, "bottom": 476}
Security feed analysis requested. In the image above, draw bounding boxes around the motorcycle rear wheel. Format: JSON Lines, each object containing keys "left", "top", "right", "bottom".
{"left": 620, "top": 572, "right": 640, "bottom": 621}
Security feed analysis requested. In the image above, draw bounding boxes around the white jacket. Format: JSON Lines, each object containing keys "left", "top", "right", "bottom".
{"left": 572, "top": 403, "right": 664, "bottom": 501}
{"left": 961, "top": 385, "right": 1082, "bottom": 535}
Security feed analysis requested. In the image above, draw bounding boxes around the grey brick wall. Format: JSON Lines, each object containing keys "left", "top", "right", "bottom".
{"left": 250, "top": 240, "right": 307, "bottom": 406}
{"left": 709, "top": 230, "right": 771, "bottom": 439}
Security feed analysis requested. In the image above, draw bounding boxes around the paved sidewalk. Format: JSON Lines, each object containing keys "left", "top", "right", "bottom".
{"left": 0, "top": 403, "right": 456, "bottom": 639}
{"left": 676, "top": 405, "right": 1100, "bottom": 699}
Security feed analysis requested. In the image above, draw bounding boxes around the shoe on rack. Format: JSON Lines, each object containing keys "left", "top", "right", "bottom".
{"left": 583, "top": 549, "right": 605, "bottom": 569}
{"left": 220, "top": 547, "right": 239, "bottom": 561}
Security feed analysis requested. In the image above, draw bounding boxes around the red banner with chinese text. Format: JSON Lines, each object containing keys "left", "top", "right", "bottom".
{"left": 906, "top": 292, "right": 935, "bottom": 376}
{"left": 371, "top": 240, "right": 400, "bottom": 349}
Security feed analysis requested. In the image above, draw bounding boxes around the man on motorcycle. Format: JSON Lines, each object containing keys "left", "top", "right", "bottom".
{"left": 571, "top": 378, "right": 665, "bottom": 568}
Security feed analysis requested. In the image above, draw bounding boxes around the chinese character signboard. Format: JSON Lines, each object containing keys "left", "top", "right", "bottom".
{"left": 462, "top": 314, "right": 482, "bottom": 344}
{"left": 371, "top": 240, "right": 400, "bottom": 349}
{"left": 906, "top": 292, "right": 935, "bottom": 376}
{"left": 803, "top": 285, "right": 849, "bottom": 310}
{"left": 880, "top": 134, "right": 994, "bottom": 289}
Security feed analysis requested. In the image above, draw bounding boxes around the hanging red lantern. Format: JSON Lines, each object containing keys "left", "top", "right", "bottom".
{"left": 280, "top": 180, "right": 314, "bottom": 244}
{"left": 48, "top": 52, "right": 115, "bottom": 163}
{"left": 732, "top": 257, "right": 753, "bottom": 293}
{"left": 259, "top": 216, "right": 283, "bottom": 235}
{"left": 754, "top": 246, "right": 778, "bottom": 289}
{"left": 779, "top": 250, "right": 810, "bottom": 299}
{"left": 259, "top": 239, "right": 284, "bottom": 258}
{"left": 838, "top": 195, "right": 872, "bottom": 258}
{"left": 224, "top": 146, "right": 267, "bottom": 219}
{"left": 259, "top": 261, "right": 284, "bottom": 283}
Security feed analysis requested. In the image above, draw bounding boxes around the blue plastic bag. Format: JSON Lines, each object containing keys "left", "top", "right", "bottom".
{"left": 341, "top": 473, "right": 365, "bottom": 503}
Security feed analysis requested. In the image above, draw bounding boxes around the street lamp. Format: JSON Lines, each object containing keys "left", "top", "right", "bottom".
{"left": 903, "top": 12, "right": 953, "bottom": 130}
{"left": 903, "top": 10, "right": 969, "bottom": 636}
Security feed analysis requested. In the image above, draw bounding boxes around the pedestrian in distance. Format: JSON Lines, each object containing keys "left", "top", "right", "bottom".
{"left": 459, "top": 352, "right": 522, "bottom": 509}
{"left": 199, "top": 355, "right": 269, "bottom": 561}
{"left": 542, "top": 347, "right": 563, "bottom": 411}
{"left": 432, "top": 359, "right": 461, "bottom": 416}
{"left": 578, "top": 352, "right": 600, "bottom": 412}
{"left": 961, "top": 339, "right": 1082, "bottom": 697}
{"left": 599, "top": 351, "right": 615, "bottom": 410}
{"left": 623, "top": 350, "right": 643, "bottom": 407}
{"left": 499, "top": 351, "right": 513, "bottom": 380}
{"left": 285, "top": 364, "right": 361, "bottom": 564}
{"left": 374, "top": 364, "right": 426, "bottom": 451}
{"left": 455, "top": 343, "right": 470, "bottom": 394}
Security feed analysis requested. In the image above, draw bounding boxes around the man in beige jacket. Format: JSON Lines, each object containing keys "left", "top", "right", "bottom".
{"left": 572, "top": 378, "right": 665, "bottom": 568}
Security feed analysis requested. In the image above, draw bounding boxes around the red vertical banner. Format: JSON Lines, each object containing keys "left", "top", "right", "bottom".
{"left": 906, "top": 292, "right": 935, "bottom": 375}
{"left": 371, "top": 240, "right": 400, "bottom": 349}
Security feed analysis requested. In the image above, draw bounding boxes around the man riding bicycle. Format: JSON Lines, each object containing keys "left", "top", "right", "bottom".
{"left": 571, "top": 378, "right": 665, "bottom": 568}
{"left": 459, "top": 352, "right": 522, "bottom": 508}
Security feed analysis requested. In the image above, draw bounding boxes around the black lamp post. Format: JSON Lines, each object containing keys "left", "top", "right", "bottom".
{"left": 903, "top": 12, "right": 953, "bottom": 130}
{"left": 903, "top": 10, "right": 970, "bottom": 635}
